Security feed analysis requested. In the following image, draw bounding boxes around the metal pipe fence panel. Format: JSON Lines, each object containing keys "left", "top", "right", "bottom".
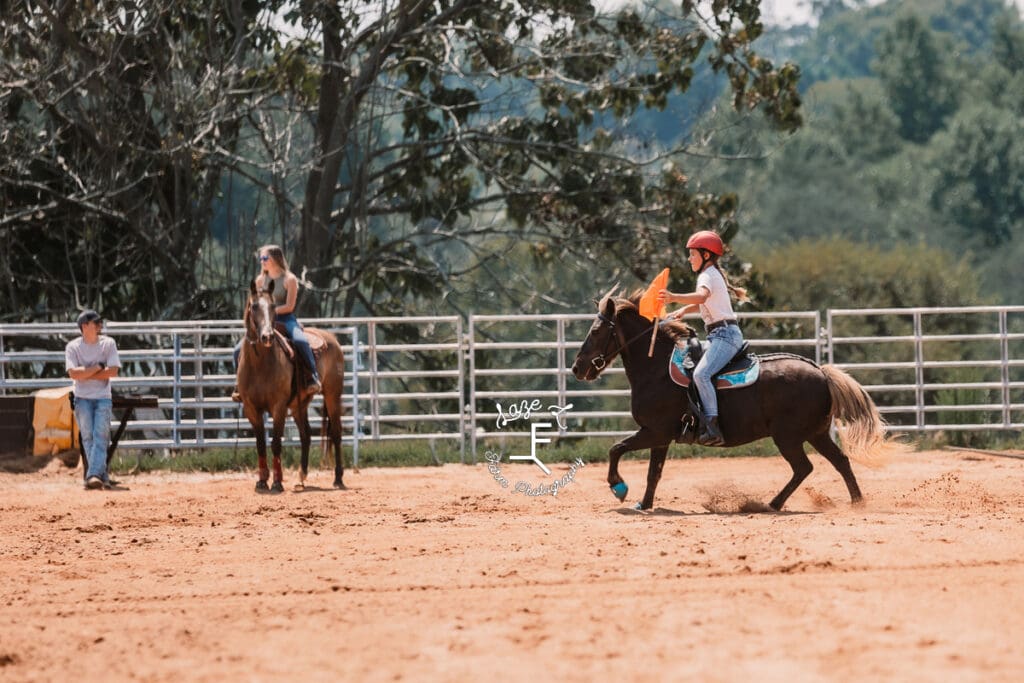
{"left": 826, "top": 306, "right": 1024, "bottom": 432}
{"left": 2, "top": 306, "right": 1021, "bottom": 464}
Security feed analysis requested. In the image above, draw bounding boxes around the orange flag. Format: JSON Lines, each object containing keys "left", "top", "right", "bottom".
{"left": 638, "top": 268, "right": 670, "bottom": 321}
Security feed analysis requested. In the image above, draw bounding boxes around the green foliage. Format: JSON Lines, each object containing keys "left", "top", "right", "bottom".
{"left": 873, "top": 14, "right": 959, "bottom": 143}
{"left": 695, "top": 0, "right": 1024, "bottom": 306}
{"left": 749, "top": 237, "right": 987, "bottom": 312}
{"left": 110, "top": 436, "right": 795, "bottom": 473}
{"left": 0, "top": 0, "right": 290, "bottom": 322}
{"left": 930, "top": 105, "right": 1024, "bottom": 247}
{"left": 791, "top": 0, "right": 1013, "bottom": 88}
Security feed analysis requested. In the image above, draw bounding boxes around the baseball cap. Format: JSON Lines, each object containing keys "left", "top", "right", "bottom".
{"left": 76, "top": 310, "right": 103, "bottom": 327}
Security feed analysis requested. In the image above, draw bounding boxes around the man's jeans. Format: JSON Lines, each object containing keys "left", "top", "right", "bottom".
{"left": 76, "top": 397, "right": 113, "bottom": 482}
{"left": 693, "top": 325, "right": 744, "bottom": 419}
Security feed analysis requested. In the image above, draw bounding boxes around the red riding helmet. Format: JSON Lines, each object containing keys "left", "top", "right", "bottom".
{"left": 686, "top": 230, "right": 724, "bottom": 256}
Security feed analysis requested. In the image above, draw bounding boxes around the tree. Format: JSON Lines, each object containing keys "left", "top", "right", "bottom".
{"left": 1, "top": 0, "right": 804, "bottom": 322}
{"left": 0, "top": 0, "right": 295, "bottom": 322}
{"left": 873, "top": 13, "right": 959, "bottom": 143}
{"left": 281, "top": 0, "right": 804, "bottom": 316}
{"left": 931, "top": 104, "right": 1024, "bottom": 247}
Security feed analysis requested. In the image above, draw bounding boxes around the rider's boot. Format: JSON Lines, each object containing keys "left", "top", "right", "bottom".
{"left": 698, "top": 416, "right": 725, "bottom": 447}
{"left": 302, "top": 374, "right": 321, "bottom": 399}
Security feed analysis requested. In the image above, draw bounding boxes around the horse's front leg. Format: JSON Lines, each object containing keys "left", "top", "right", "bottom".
{"left": 253, "top": 421, "right": 270, "bottom": 491}
{"left": 245, "top": 410, "right": 270, "bottom": 491}
{"left": 607, "top": 427, "right": 669, "bottom": 503}
{"left": 269, "top": 411, "right": 287, "bottom": 494}
{"left": 638, "top": 446, "right": 669, "bottom": 511}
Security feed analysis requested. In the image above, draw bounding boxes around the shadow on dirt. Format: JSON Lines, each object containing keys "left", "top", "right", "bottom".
{"left": 0, "top": 451, "right": 76, "bottom": 474}
{"left": 610, "top": 506, "right": 821, "bottom": 517}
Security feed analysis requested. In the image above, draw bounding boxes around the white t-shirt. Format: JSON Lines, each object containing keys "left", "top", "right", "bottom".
{"left": 696, "top": 266, "right": 735, "bottom": 325}
{"left": 65, "top": 335, "right": 121, "bottom": 399}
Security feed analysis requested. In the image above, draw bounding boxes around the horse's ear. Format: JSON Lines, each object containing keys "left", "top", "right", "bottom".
{"left": 266, "top": 278, "right": 274, "bottom": 295}
{"left": 599, "top": 282, "right": 620, "bottom": 307}
{"left": 249, "top": 279, "right": 257, "bottom": 297}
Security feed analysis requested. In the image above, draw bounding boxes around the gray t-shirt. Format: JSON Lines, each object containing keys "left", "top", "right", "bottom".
{"left": 65, "top": 335, "right": 121, "bottom": 399}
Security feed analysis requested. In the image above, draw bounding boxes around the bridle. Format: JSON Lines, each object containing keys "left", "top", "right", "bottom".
{"left": 244, "top": 293, "right": 275, "bottom": 347}
{"left": 588, "top": 310, "right": 623, "bottom": 372}
{"left": 588, "top": 306, "right": 657, "bottom": 373}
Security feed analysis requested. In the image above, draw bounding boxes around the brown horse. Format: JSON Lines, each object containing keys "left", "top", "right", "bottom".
{"left": 238, "top": 279, "right": 346, "bottom": 492}
{"left": 571, "top": 288, "right": 908, "bottom": 511}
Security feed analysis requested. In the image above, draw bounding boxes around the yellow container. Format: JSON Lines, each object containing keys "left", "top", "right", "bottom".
{"left": 32, "top": 386, "right": 77, "bottom": 456}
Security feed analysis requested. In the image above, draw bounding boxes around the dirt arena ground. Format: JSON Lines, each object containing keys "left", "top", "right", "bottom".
{"left": 1, "top": 448, "right": 1022, "bottom": 683}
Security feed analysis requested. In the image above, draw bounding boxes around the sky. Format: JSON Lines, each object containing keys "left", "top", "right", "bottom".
{"left": 759, "top": 0, "right": 819, "bottom": 26}
{"left": 594, "top": 0, "right": 1024, "bottom": 27}
{"left": 760, "top": 0, "right": 1024, "bottom": 26}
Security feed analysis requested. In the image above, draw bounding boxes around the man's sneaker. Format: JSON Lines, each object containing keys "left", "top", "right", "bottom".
{"left": 85, "top": 476, "right": 104, "bottom": 490}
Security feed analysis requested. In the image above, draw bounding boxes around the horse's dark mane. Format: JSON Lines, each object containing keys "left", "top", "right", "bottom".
{"left": 610, "top": 289, "right": 695, "bottom": 345}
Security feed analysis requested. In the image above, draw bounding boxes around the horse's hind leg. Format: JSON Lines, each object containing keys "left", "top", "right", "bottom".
{"left": 770, "top": 437, "right": 814, "bottom": 511}
{"left": 637, "top": 446, "right": 669, "bottom": 511}
{"left": 808, "top": 432, "right": 863, "bottom": 505}
{"left": 328, "top": 398, "right": 345, "bottom": 489}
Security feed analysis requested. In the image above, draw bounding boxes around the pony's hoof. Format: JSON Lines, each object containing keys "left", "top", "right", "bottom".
{"left": 611, "top": 482, "right": 628, "bottom": 501}
{"left": 270, "top": 481, "right": 284, "bottom": 494}
{"left": 293, "top": 483, "right": 305, "bottom": 492}
{"left": 333, "top": 479, "right": 346, "bottom": 490}
{"left": 255, "top": 480, "right": 269, "bottom": 492}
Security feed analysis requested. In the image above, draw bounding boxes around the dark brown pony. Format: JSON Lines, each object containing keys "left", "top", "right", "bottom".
{"left": 238, "top": 280, "right": 346, "bottom": 492}
{"left": 571, "top": 288, "right": 907, "bottom": 511}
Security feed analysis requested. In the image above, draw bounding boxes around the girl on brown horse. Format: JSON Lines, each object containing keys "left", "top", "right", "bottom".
{"left": 232, "top": 244, "right": 320, "bottom": 401}
{"left": 238, "top": 280, "right": 347, "bottom": 492}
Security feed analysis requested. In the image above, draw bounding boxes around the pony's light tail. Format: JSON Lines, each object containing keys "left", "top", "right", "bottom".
{"left": 822, "top": 365, "right": 910, "bottom": 468}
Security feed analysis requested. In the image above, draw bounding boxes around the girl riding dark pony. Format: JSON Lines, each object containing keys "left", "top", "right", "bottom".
{"left": 572, "top": 286, "right": 908, "bottom": 511}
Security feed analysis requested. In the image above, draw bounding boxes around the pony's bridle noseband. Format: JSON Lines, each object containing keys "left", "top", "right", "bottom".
{"left": 590, "top": 310, "right": 626, "bottom": 372}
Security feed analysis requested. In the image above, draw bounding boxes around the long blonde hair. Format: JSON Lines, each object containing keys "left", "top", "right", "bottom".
{"left": 257, "top": 244, "right": 289, "bottom": 273}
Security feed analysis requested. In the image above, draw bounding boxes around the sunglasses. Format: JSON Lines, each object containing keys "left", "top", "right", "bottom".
{"left": 258, "top": 255, "right": 271, "bottom": 262}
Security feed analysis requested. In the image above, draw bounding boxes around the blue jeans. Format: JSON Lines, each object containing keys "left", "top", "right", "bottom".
{"left": 693, "top": 324, "right": 744, "bottom": 418}
{"left": 76, "top": 397, "right": 113, "bottom": 482}
{"left": 234, "top": 313, "right": 319, "bottom": 383}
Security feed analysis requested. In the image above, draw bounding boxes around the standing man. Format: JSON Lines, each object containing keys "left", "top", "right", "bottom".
{"left": 65, "top": 310, "right": 120, "bottom": 490}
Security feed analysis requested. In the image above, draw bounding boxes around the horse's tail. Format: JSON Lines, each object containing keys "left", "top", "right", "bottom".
{"left": 821, "top": 365, "right": 909, "bottom": 468}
